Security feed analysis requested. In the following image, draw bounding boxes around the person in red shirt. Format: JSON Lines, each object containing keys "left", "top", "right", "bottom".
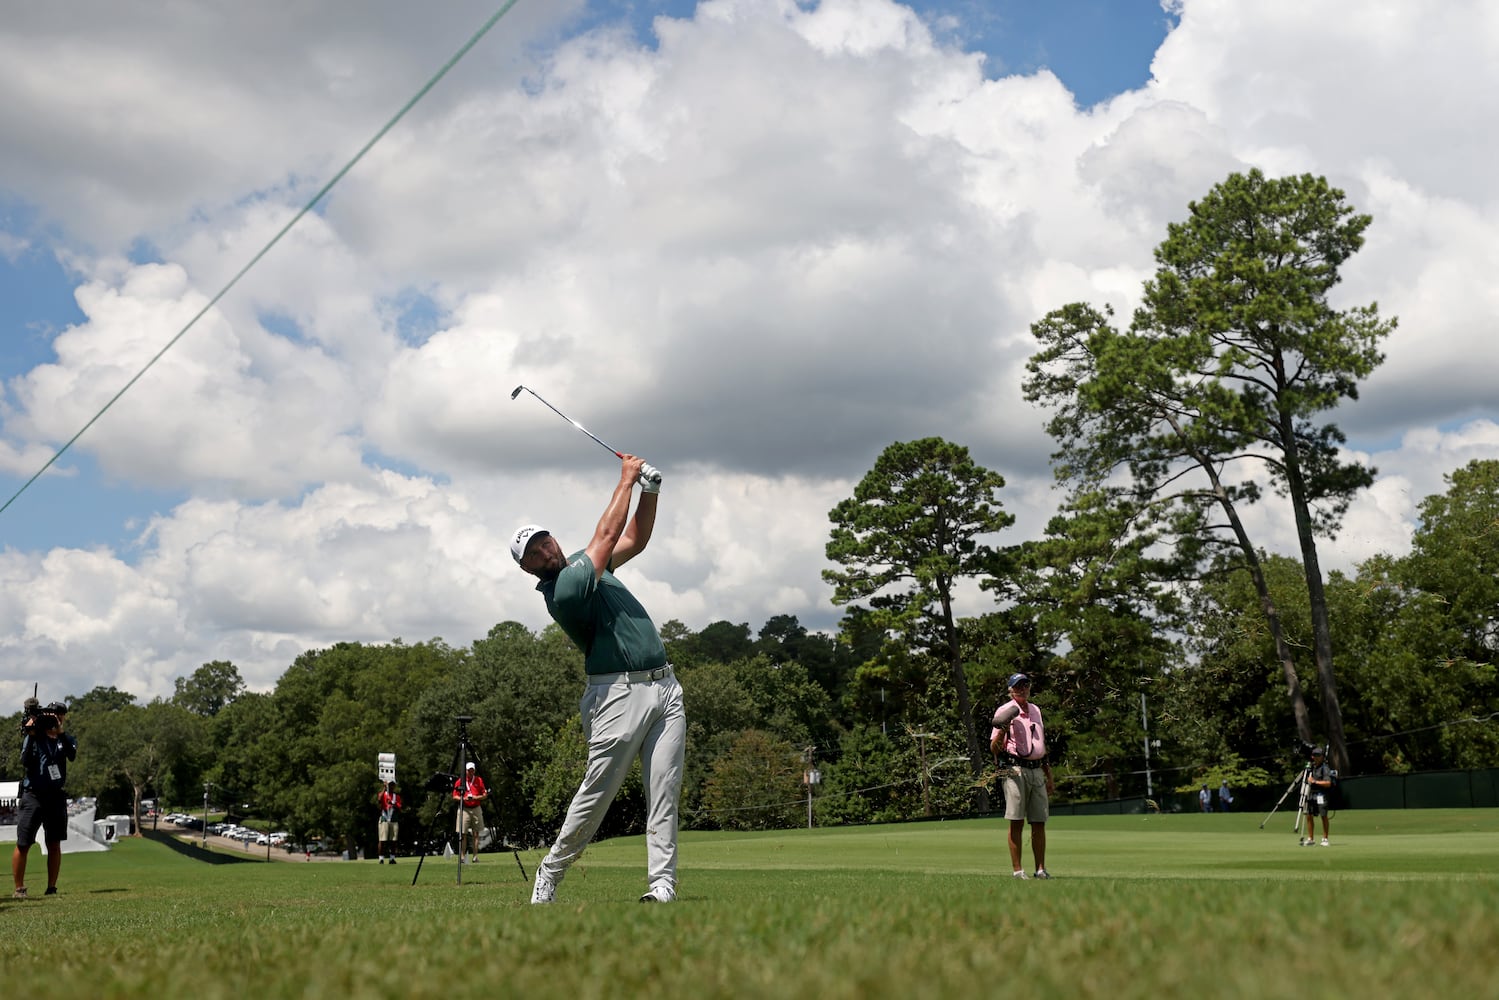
{"left": 376, "top": 781, "right": 402, "bottom": 864}
{"left": 452, "top": 763, "right": 488, "bottom": 864}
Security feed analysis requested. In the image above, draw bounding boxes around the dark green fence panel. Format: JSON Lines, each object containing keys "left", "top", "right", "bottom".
{"left": 1340, "top": 774, "right": 1403, "bottom": 809}
{"left": 1306, "top": 769, "right": 1499, "bottom": 810}
{"left": 1051, "top": 797, "right": 1151, "bottom": 816}
{"left": 1472, "top": 769, "right": 1499, "bottom": 807}
{"left": 1405, "top": 770, "right": 1477, "bottom": 808}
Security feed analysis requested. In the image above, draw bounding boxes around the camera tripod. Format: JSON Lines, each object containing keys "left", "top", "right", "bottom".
{"left": 410, "top": 715, "right": 528, "bottom": 886}
{"left": 1259, "top": 764, "right": 1311, "bottom": 833}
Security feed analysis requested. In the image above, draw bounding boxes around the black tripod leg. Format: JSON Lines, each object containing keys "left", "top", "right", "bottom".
{"left": 411, "top": 818, "right": 430, "bottom": 886}
{"left": 1260, "top": 766, "right": 1308, "bottom": 829}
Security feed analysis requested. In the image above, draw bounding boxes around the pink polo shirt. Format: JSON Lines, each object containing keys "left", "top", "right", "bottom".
{"left": 991, "top": 700, "right": 1046, "bottom": 760}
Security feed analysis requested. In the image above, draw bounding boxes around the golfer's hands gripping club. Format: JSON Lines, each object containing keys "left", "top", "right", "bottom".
{"left": 616, "top": 455, "right": 654, "bottom": 488}
{"left": 618, "top": 455, "right": 662, "bottom": 493}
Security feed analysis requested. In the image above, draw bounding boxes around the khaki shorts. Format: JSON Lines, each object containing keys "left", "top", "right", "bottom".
{"left": 1001, "top": 766, "right": 1049, "bottom": 823}
{"left": 378, "top": 820, "right": 398, "bottom": 841}
{"left": 456, "top": 805, "right": 483, "bottom": 835}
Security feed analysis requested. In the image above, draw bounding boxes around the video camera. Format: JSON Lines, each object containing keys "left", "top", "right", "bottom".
{"left": 20, "top": 696, "right": 66, "bottom": 734}
{"left": 1291, "top": 738, "right": 1329, "bottom": 765}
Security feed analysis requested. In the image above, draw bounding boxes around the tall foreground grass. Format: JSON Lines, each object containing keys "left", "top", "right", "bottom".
{"left": 3, "top": 809, "right": 1495, "bottom": 999}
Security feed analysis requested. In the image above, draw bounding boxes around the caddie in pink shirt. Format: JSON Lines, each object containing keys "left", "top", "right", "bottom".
{"left": 990, "top": 672, "right": 1055, "bottom": 880}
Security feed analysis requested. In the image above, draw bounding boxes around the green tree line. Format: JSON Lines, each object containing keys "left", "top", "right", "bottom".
{"left": 6, "top": 454, "right": 1494, "bottom": 851}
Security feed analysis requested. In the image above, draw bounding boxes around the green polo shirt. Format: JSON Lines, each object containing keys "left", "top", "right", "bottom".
{"left": 539, "top": 550, "right": 668, "bottom": 675}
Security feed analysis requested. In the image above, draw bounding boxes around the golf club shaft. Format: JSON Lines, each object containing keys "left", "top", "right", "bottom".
{"left": 511, "top": 385, "right": 621, "bottom": 458}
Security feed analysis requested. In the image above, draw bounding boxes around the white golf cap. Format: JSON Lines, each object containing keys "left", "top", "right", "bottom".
{"left": 466, "top": 762, "right": 476, "bottom": 770}
{"left": 510, "top": 524, "right": 549, "bottom": 563}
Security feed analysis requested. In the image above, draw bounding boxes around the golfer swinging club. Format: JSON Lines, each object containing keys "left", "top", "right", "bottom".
{"left": 512, "top": 453, "right": 686, "bottom": 904}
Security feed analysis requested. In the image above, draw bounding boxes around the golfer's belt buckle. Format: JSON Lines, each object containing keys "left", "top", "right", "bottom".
{"left": 646, "top": 665, "right": 672, "bottom": 681}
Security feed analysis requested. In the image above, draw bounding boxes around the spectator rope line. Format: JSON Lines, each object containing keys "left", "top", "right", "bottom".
{"left": 0, "top": 0, "right": 525, "bottom": 519}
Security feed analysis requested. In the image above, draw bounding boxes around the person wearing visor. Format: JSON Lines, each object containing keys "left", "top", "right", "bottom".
{"left": 991, "top": 673, "right": 1054, "bottom": 879}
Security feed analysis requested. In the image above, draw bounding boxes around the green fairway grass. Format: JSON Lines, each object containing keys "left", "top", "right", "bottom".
{"left": 3, "top": 810, "right": 1495, "bottom": 999}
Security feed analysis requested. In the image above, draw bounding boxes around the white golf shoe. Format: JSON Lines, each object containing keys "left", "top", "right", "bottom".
{"left": 639, "top": 884, "right": 676, "bottom": 903}
{"left": 531, "top": 870, "right": 558, "bottom": 904}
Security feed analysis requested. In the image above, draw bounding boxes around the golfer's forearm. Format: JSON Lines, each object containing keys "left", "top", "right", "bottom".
{"left": 628, "top": 492, "right": 658, "bottom": 548}
{"left": 589, "top": 478, "right": 636, "bottom": 554}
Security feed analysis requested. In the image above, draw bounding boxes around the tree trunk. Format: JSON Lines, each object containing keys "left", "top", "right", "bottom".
{"left": 1249, "top": 555, "right": 1315, "bottom": 745}
{"left": 126, "top": 776, "right": 145, "bottom": 838}
{"left": 941, "top": 587, "right": 990, "bottom": 813}
{"left": 1277, "top": 409, "right": 1352, "bottom": 773}
{"left": 1176, "top": 418, "right": 1315, "bottom": 742}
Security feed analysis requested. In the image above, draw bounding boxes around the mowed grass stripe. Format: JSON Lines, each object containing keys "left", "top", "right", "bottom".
{"left": 595, "top": 809, "right": 1499, "bottom": 880}
{"left": 3, "top": 810, "right": 1495, "bottom": 999}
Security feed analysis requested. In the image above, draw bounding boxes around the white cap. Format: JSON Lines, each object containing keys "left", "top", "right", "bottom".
{"left": 510, "top": 524, "right": 549, "bottom": 563}
{"left": 466, "top": 762, "right": 476, "bottom": 770}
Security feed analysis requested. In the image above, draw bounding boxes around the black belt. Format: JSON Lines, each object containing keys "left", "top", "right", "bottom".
{"left": 1011, "top": 757, "right": 1045, "bottom": 770}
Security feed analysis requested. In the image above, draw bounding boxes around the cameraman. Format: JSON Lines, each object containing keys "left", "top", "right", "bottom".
{"left": 11, "top": 700, "right": 77, "bottom": 898}
{"left": 1301, "top": 745, "right": 1336, "bottom": 847}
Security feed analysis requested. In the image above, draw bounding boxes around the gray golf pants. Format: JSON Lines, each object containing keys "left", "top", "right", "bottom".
{"left": 538, "top": 667, "right": 686, "bottom": 892}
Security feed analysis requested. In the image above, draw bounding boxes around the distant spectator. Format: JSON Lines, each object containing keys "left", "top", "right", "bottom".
{"left": 377, "top": 781, "right": 402, "bottom": 864}
{"left": 1199, "top": 784, "right": 1211, "bottom": 813}
{"left": 453, "top": 763, "right": 488, "bottom": 864}
{"left": 1218, "top": 780, "right": 1234, "bottom": 812}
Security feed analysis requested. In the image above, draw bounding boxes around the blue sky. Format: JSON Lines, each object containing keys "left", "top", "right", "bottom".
{"left": 1, "top": 203, "right": 84, "bottom": 376}
{"left": 2, "top": 0, "right": 1495, "bottom": 702}
{"left": 605, "top": 0, "right": 1176, "bottom": 105}
{"left": 915, "top": 0, "right": 1175, "bottom": 104}
{"left": 0, "top": 237, "right": 169, "bottom": 553}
